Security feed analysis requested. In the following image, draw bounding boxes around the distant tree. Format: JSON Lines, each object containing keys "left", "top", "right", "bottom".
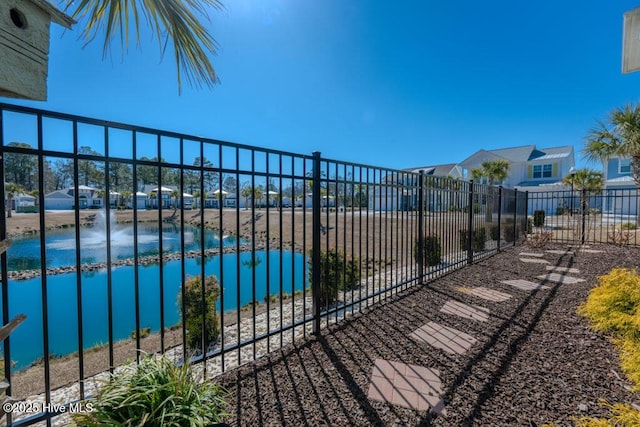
{"left": 561, "top": 168, "right": 604, "bottom": 212}
{"left": 471, "top": 160, "right": 510, "bottom": 223}
{"left": 78, "top": 146, "right": 104, "bottom": 187}
{"left": 253, "top": 186, "right": 264, "bottom": 209}
{"left": 4, "top": 142, "right": 38, "bottom": 191}
{"left": 109, "top": 162, "right": 132, "bottom": 192}
{"left": 4, "top": 183, "right": 24, "bottom": 218}
{"left": 240, "top": 185, "right": 253, "bottom": 210}
{"left": 222, "top": 176, "right": 237, "bottom": 194}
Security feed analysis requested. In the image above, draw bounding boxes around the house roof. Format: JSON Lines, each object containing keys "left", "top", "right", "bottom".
{"left": 45, "top": 190, "right": 73, "bottom": 199}
{"left": 460, "top": 145, "right": 574, "bottom": 169}
{"left": 405, "top": 163, "right": 460, "bottom": 177}
{"left": 29, "top": 0, "right": 75, "bottom": 29}
{"left": 516, "top": 179, "right": 563, "bottom": 188}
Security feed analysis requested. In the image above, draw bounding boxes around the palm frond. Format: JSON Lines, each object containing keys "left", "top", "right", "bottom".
{"left": 65, "top": 0, "right": 223, "bottom": 92}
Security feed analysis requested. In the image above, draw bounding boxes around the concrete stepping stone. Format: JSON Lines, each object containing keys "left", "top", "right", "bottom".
{"left": 519, "top": 252, "right": 544, "bottom": 258}
{"left": 440, "top": 300, "right": 489, "bottom": 322}
{"left": 581, "top": 249, "right": 603, "bottom": 254}
{"left": 501, "top": 279, "right": 549, "bottom": 291}
{"left": 545, "top": 266, "right": 580, "bottom": 274}
{"left": 519, "top": 258, "right": 550, "bottom": 264}
{"left": 458, "top": 286, "right": 512, "bottom": 302}
{"left": 568, "top": 245, "right": 591, "bottom": 249}
{"left": 545, "top": 250, "right": 574, "bottom": 255}
{"left": 537, "top": 273, "right": 585, "bottom": 284}
{"left": 368, "top": 359, "right": 446, "bottom": 414}
{"left": 411, "top": 321, "right": 478, "bottom": 355}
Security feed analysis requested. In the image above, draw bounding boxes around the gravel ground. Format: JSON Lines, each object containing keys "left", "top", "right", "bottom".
{"left": 216, "top": 243, "right": 640, "bottom": 426}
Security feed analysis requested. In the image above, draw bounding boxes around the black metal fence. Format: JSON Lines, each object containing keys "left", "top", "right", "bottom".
{"left": 0, "top": 103, "right": 526, "bottom": 426}
{"left": 528, "top": 189, "right": 640, "bottom": 246}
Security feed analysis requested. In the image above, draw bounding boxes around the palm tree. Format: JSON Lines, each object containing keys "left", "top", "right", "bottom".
{"left": 65, "top": 0, "right": 223, "bottom": 91}
{"left": 120, "top": 190, "right": 132, "bottom": 209}
{"left": 240, "top": 185, "right": 253, "bottom": 210}
{"left": 253, "top": 186, "right": 264, "bottom": 210}
{"left": 5, "top": 183, "right": 24, "bottom": 218}
{"left": 560, "top": 168, "right": 604, "bottom": 212}
{"left": 584, "top": 103, "right": 640, "bottom": 221}
{"left": 470, "top": 160, "right": 510, "bottom": 222}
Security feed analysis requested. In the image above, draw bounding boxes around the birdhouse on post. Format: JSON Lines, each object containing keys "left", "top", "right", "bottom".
{"left": 0, "top": 0, "right": 74, "bottom": 101}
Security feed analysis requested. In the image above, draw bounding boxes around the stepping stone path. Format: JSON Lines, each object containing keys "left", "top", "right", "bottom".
{"left": 411, "top": 321, "right": 477, "bottom": 355}
{"left": 537, "top": 273, "right": 585, "bottom": 284}
{"left": 368, "top": 359, "right": 446, "bottom": 414}
{"left": 458, "top": 286, "right": 512, "bottom": 302}
{"left": 440, "top": 300, "right": 490, "bottom": 322}
{"left": 519, "top": 258, "right": 550, "bottom": 264}
{"left": 501, "top": 279, "right": 549, "bottom": 291}
{"left": 581, "top": 249, "right": 603, "bottom": 254}
{"left": 545, "top": 266, "right": 580, "bottom": 274}
{"left": 545, "top": 250, "right": 574, "bottom": 255}
{"left": 519, "top": 252, "right": 544, "bottom": 258}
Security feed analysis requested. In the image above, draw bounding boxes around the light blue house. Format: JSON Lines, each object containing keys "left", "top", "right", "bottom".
{"left": 601, "top": 156, "right": 638, "bottom": 216}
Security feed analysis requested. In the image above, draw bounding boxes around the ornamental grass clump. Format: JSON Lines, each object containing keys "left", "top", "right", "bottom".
{"left": 73, "top": 355, "right": 227, "bottom": 426}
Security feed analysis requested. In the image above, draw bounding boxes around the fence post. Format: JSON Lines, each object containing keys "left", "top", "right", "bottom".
{"left": 513, "top": 189, "right": 518, "bottom": 246}
{"left": 581, "top": 188, "right": 587, "bottom": 245}
{"left": 497, "top": 186, "right": 502, "bottom": 252}
{"left": 467, "top": 180, "right": 474, "bottom": 265}
{"left": 417, "top": 171, "right": 425, "bottom": 284}
{"left": 312, "top": 151, "right": 322, "bottom": 335}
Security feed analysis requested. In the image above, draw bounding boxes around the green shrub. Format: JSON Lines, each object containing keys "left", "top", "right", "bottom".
{"left": 490, "top": 224, "right": 500, "bottom": 241}
{"left": 73, "top": 355, "right": 227, "bottom": 426}
{"left": 533, "top": 210, "right": 545, "bottom": 227}
{"left": 180, "top": 275, "right": 221, "bottom": 352}
{"left": 131, "top": 327, "right": 151, "bottom": 340}
{"left": 448, "top": 205, "right": 458, "bottom": 212}
{"left": 462, "top": 203, "right": 481, "bottom": 214}
{"left": 413, "top": 235, "right": 442, "bottom": 267}
{"left": 621, "top": 222, "right": 637, "bottom": 230}
{"left": 504, "top": 219, "right": 516, "bottom": 242}
{"left": 579, "top": 268, "right": 640, "bottom": 391}
{"left": 459, "top": 228, "right": 486, "bottom": 252}
{"left": 308, "top": 249, "right": 360, "bottom": 309}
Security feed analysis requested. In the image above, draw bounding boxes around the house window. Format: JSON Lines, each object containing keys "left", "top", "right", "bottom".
{"left": 620, "top": 158, "right": 632, "bottom": 174}
{"left": 533, "top": 164, "right": 553, "bottom": 179}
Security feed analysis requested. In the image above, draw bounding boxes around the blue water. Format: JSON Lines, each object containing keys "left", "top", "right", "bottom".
{"left": 4, "top": 251, "right": 308, "bottom": 370}
{"left": 6, "top": 222, "right": 239, "bottom": 270}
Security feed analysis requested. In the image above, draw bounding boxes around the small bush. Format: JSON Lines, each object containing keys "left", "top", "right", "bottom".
{"left": 462, "top": 203, "right": 481, "bottom": 214}
{"left": 131, "top": 327, "right": 151, "bottom": 340}
{"left": 490, "top": 224, "right": 500, "bottom": 241}
{"left": 180, "top": 275, "right": 221, "bottom": 353}
{"left": 413, "top": 235, "right": 442, "bottom": 267}
{"left": 621, "top": 222, "right": 637, "bottom": 230}
{"left": 578, "top": 268, "right": 640, "bottom": 339}
{"left": 459, "top": 228, "right": 486, "bottom": 252}
{"left": 504, "top": 219, "right": 516, "bottom": 242}
{"left": 73, "top": 355, "right": 227, "bottom": 426}
{"left": 533, "top": 210, "right": 545, "bottom": 227}
{"left": 308, "top": 249, "right": 360, "bottom": 309}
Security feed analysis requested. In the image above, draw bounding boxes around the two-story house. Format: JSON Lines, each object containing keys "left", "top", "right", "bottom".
{"left": 601, "top": 156, "right": 638, "bottom": 216}
{"left": 458, "top": 145, "right": 575, "bottom": 191}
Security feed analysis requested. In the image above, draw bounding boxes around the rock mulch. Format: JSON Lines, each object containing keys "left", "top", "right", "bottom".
{"left": 217, "top": 243, "right": 640, "bottom": 426}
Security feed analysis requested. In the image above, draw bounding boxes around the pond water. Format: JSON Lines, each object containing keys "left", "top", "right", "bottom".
{"left": 2, "top": 217, "right": 308, "bottom": 370}
{"left": 6, "top": 221, "right": 239, "bottom": 270}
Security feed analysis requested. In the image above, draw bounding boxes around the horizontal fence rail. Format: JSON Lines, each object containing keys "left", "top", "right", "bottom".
{"left": 528, "top": 189, "right": 640, "bottom": 246}
{"left": 0, "top": 103, "right": 526, "bottom": 426}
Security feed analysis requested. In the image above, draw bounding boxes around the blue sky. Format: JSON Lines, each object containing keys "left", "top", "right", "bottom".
{"left": 5, "top": 0, "right": 640, "bottom": 170}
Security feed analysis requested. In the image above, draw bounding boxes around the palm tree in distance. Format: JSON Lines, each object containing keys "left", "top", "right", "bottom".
{"left": 584, "top": 103, "right": 640, "bottom": 222}
{"left": 5, "top": 183, "right": 24, "bottom": 218}
{"left": 64, "top": 0, "right": 223, "bottom": 92}
{"left": 471, "top": 160, "right": 510, "bottom": 223}
{"left": 560, "top": 168, "right": 604, "bottom": 214}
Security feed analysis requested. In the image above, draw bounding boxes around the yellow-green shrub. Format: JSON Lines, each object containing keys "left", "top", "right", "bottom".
{"left": 578, "top": 268, "right": 640, "bottom": 339}
{"left": 618, "top": 337, "right": 640, "bottom": 391}
{"left": 574, "top": 402, "right": 640, "bottom": 426}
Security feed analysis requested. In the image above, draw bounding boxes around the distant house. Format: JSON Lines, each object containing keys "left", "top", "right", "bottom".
{"left": 8, "top": 193, "right": 37, "bottom": 212}
{"left": 44, "top": 185, "right": 102, "bottom": 210}
{"left": 601, "top": 156, "right": 638, "bottom": 216}
{"left": 458, "top": 145, "right": 575, "bottom": 192}
{"left": 369, "top": 164, "right": 464, "bottom": 212}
